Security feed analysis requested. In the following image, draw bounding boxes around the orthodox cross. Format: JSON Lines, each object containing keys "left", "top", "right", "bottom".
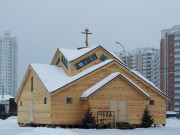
{"left": 81, "top": 28, "right": 92, "bottom": 48}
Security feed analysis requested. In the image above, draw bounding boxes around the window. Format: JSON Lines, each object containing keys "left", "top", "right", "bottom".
{"left": 44, "top": 97, "right": 47, "bottom": 104}
{"left": 169, "top": 35, "right": 172, "bottom": 39}
{"left": 175, "top": 81, "right": 180, "bottom": 84}
{"left": 75, "top": 53, "right": 97, "bottom": 70}
{"left": 100, "top": 54, "right": 108, "bottom": 61}
{"left": 170, "top": 106, "right": 174, "bottom": 110}
{"left": 55, "top": 58, "right": 60, "bottom": 66}
{"left": 174, "top": 39, "right": 180, "bottom": 43}
{"left": 66, "top": 97, "right": 73, "bottom": 104}
{"left": 61, "top": 55, "right": 69, "bottom": 68}
{"left": 170, "top": 59, "right": 173, "bottom": 62}
{"left": 169, "top": 93, "right": 174, "bottom": 97}
{"left": 149, "top": 100, "right": 154, "bottom": 105}
{"left": 174, "top": 33, "right": 180, "bottom": 37}
{"left": 20, "top": 101, "right": 22, "bottom": 106}
{"left": 169, "top": 87, "right": 173, "bottom": 91}
{"left": 31, "top": 77, "right": 33, "bottom": 92}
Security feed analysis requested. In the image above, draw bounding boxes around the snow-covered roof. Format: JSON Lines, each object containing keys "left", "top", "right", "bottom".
{"left": 59, "top": 45, "right": 126, "bottom": 66}
{"left": 166, "top": 111, "right": 178, "bottom": 115}
{"left": 59, "top": 45, "right": 99, "bottom": 62}
{"left": 110, "top": 52, "right": 126, "bottom": 66}
{"left": 81, "top": 72, "right": 150, "bottom": 99}
{"left": 31, "top": 59, "right": 113, "bottom": 93}
{"left": 0, "top": 95, "right": 14, "bottom": 101}
{"left": 131, "top": 70, "right": 166, "bottom": 96}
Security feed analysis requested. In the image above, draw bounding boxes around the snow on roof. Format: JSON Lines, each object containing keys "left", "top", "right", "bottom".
{"left": 166, "top": 111, "right": 178, "bottom": 115}
{"left": 59, "top": 45, "right": 126, "bottom": 65}
{"left": 0, "top": 95, "right": 14, "bottom": 101}
{"left": 131, "top": 70, "right": 166, "bottom": 96}
{"left": 59, "top": 45, "right": 99, "bottom": 62}
{"left": 31, "top": 59, "right": 113, "bottom": 93}
{"left": 81, "top": 72, "right": 150, "bottom": 99}
{"left": 110, "top": 52, "right": 126, "bottom": 66}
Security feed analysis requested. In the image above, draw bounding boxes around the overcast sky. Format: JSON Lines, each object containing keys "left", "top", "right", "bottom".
{"left": 0, "top": 0, "right": 180, "bottom": 87}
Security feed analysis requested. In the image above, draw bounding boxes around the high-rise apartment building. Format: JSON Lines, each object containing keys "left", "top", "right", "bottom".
{"left": 160, "top": 25, "right": 180, "bottom": 111}
{"left": 115, "top": 47, "right": 160, "bottom": 88}
{"left": 0, "top": 31, "right": 18, "bottom": 97}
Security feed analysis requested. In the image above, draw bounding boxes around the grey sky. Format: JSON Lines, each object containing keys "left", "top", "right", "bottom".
{"left": 0, "top": 0, "right": 180, "bottom": 87}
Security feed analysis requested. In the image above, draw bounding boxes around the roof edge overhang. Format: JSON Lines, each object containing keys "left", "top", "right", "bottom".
{"left": 16, "top": 65, "right": 51, "bottom": 102}
{"left": 15, "top": 65, "right": 31, "bottom": 102}
{"left": 130, "top": 71, "right": 169, "bottom": 100}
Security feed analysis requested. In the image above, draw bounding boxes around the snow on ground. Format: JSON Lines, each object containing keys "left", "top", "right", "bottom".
{"left": 0, "top": 117, "right": 180, "bottom": 135}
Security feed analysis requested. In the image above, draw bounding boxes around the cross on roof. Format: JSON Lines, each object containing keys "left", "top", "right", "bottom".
{"left": 81, "top": 28, "right": 92, "bottom": 48}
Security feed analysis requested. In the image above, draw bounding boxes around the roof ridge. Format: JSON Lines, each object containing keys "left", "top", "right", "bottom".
{"left": 58, "top": 45, "right": 101, "bottom": 62}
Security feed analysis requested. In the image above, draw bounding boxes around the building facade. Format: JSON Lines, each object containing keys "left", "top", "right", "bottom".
{"left": 0, "top": 31, "right": 18, "bottom": 97}
{"left": 16, "top": 45, "right": 167, "bottom": 127}
{"left": 160, "top": 25, "right": 180, "bottom": 111}
{"left": 115, "top": 48, "right": 160, "bottom": 88}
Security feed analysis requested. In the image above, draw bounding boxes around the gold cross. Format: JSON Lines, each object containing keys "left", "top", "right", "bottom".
{"left": 81, "top": 28, "right": 92, "bottom": 48}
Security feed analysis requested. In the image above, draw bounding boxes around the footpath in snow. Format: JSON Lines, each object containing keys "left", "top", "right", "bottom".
{"left": 0, "top": 117, "right": 180, "bottom": 135}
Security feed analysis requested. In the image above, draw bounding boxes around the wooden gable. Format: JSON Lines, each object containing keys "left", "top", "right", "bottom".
{"left": 86, "top": 76, "right": 149, "bottom": 124}
{"left": 80, "top": 73, "right": 151, "bottom": 100}
{"left": 50, "top": 49, "right": 60, "bottom": 66}
{"left": 16, "top": 66, "right": 51, "bottom": 124}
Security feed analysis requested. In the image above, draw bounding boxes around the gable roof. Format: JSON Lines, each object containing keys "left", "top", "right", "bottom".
{"left": 81, "top": 72, "right": 150, "bottom": 100}
{"left": 18, "top": 45, "right": 168, "bottom": 101}
{"left": 58, "top": 45, "right": 126, "bottom": 65}
{"left": 17, "top": 58, "right": 168, "bottom": 102}
{"left": 59, "top": 45, "right": 99, "bottom": 62}
{"left": 31, "top": 59, "right": 114, "bottom": 93}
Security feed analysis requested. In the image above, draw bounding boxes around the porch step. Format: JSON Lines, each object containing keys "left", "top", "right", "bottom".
{"left": 116, "top": 122, "right": 135, "bottom": 129}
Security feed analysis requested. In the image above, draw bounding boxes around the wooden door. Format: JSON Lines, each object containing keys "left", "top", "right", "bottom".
{"left": 30, "top": 101, "right": 34, "bottom": 122}
{"left": 119, "top": 101, "right": 126, "bottom": 122}
{"left": 110, "top": 100, "right": 126, "bottom": 122}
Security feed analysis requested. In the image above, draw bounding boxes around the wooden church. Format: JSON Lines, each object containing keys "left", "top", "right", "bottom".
{"left": 16, "top": 30, "right": 168, "bottom": 127}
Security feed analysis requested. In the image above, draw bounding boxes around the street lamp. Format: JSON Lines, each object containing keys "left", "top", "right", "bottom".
{"left": 115, "top": 41, "right": 127, "bottom": 65}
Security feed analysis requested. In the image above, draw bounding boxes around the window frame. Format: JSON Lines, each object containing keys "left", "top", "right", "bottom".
{"left": 55, "top": 58, "right": 60, "bottom": 66}
{"left": 31, "top": 77, "right": 33, "bottom": 92}
{"left": 61, "top": 55, "right": 69, "bottom": 69}
{"left": 149, "top": 100, "right": 154, "bottom": 105}
{"left": 100, "top": 54, "right": 108, "bottom": 61}
{"left": 75, "top": 53, "right": 97, "bottom": 70}
{"left": 66, "top": 97, "right": 73, "bottom": 104}
{"left": 44, "top": 97, "right": 47, "bottom": 104}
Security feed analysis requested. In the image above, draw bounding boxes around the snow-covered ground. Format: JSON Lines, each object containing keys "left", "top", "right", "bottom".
{"left": 0, "top": 117, "right": 180, "bottom": 135}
